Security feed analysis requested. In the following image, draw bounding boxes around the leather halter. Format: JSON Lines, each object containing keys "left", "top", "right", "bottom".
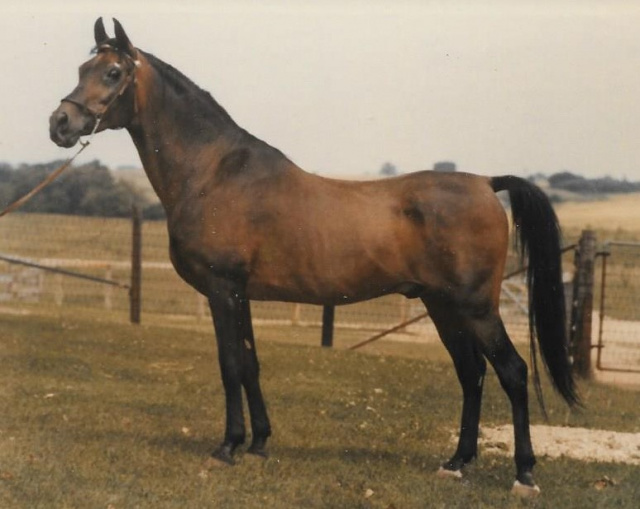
{"left": 60, "top": 46, "right": 138, "bottom": 121}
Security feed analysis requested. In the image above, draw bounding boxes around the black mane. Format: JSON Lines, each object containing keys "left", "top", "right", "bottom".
{"left": 141, "top": 50, "right": 238, "bottom": 128}
{"left": 144, "top": 50, "right": 288, "bottom": 155}
{"left": 94, "top": 40, "right": 288, "bottom": 158}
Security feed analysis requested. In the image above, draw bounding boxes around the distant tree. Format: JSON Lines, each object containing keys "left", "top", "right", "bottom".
{"left": 527, "top": 172, "right": 547, "bottom": 183}
{"left": 548, "top": 171, "right": 586, "bottom": 186}
{"left": 142, "top": 202, "right": 166, "bottom": 220}
{"left": 0, "top": 163, "right": 13, "bottom": 206}
{"left": 0, "top": 159, "right": 150, "bottom": 217}
{"left": 379, "top": 162, "right": 398, "bottom": 177}
{"left": 433, "top": 161, "right": 456, "bottom": 173}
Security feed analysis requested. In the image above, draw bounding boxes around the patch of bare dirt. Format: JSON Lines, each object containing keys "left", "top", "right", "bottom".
{"left": 479, "top": 425, "right": 640, "bottom": 465}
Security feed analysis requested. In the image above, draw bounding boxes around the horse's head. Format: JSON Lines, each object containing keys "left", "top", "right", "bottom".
{"left": 49, "top": 18, "right": 139, "bottom": 148}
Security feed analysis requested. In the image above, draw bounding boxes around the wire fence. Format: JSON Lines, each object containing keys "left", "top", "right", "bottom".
{"left": 595, "top": 242, "right": 640, "bottom": 373}
{"left": 0, "top": 212, "right": 605, "bottom": 354}
{"left": 0, "top": 214, "right": 131, "bottom": 310}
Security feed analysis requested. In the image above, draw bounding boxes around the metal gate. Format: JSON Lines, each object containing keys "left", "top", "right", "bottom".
{"left": 596, "top": 242, "right": 640, "bottom": 373}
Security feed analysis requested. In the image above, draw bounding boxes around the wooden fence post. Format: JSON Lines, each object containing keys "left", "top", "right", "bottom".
{"left": 130, "top": 205, "right": 142, "bottom": 324}
{"left": 291, "top": 303, "right": 301, "bottom": 326}
{"left": 321, "top": 305, "right": 335, "bottom": 347}
{"left": 104, "top": 265, "right": 113, "bottom": 310}
{"left": 54, "top": 273, "right": 64, "bottom": 306}
{"left": 571, "top": 229, "right": 597, "bottom": 379}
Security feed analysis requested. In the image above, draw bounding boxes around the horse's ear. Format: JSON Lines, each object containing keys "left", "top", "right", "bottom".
{"left": 94, "top": 17, "right": 108, "bottom": 46}
{"left": 113, "top": 18, "right": 136, "bottom": 57}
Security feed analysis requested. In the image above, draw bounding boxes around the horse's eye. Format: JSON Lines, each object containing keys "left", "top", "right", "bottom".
{"left": 106, "top": 67, "right": 122, "bottom": 82}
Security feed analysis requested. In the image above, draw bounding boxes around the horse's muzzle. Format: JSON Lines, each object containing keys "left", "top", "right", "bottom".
{"left": 49, "top": 103, "right": 94, "bottom": 148}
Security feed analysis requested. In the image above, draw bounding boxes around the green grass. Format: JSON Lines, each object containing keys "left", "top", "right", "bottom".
{"left": 2, "top": 311, "right": 640, "bottom": 508}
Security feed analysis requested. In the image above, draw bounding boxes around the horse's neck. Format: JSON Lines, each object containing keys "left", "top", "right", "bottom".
{"left": 126, "top": 65, "right": 240, "bottom": 210}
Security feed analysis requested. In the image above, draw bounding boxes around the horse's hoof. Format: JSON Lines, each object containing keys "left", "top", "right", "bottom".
{"left": 511, "top": 480, "right": 541, "bottom": 498}
{"left": 436, "top": 467, "right": 463, "bottom": 479}
{"left": 203, "top": 455, "right": 233, "bottom": 470}
{"left": 247, "top": 445, "right": 269, "bottom": 458}
{"left": 210, "top": 444, "right": 236, "bottom": 466}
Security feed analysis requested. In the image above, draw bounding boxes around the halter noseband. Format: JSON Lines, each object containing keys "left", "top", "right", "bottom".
{"left": 60, "top": 96, "right": 97, "bottom": 117}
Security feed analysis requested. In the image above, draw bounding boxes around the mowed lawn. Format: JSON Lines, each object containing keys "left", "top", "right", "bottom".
{"left": 2, "top": 312, "right": 640, "bottom": 508}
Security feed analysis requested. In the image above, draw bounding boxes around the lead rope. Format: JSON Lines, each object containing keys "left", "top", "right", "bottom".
{"left": 0, "top": 47, "right": 138, "bottom": 220}
{"left": 0, "top": 117, "right": 102, "bottom": 219}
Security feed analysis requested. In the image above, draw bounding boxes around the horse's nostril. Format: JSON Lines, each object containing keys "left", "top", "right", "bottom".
{"left": 57, "top": 111, "right": 69, "bottom": 127}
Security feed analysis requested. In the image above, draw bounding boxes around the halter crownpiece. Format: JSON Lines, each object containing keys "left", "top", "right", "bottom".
{"left": 97, "top": 43, "right": 141, "bottom": 68}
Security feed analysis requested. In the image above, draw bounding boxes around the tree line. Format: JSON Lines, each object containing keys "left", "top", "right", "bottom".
{"left": 547, "top": 171, "right": 640, "bottom": 194}
{"left": 0, "top": 160, "right": 165, "bottom": 220}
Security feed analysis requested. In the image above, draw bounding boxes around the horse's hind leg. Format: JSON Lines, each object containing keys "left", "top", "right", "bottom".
{"left": 425, "top": 296, "right": 538, "bottom": 493}
{"left": 459, "top": 307, "right": 538, "bottom": 493}
{"left": 476, "top": 315, "right": 539, "bottom": 494}
{"left": 423, "top": 298, "right": 487, "bottom": 477}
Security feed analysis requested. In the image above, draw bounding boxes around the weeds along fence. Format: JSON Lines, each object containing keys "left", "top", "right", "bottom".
{"left": 2, "top": 211, "right": 637, "bottom": 375}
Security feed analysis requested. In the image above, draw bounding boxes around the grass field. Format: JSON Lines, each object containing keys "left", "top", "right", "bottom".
{"left": 2, "top": 311, "right": 640, "bottom": 508}
{"left": 554, "top": 193, "right": 640, "bottom": 242}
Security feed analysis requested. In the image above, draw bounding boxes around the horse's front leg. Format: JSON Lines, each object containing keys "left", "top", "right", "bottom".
{"left": 239, "top": 298, "right": 272, "bottom": 456}
{"left": 208, "top": 285, "right": 271, "bottom": 463}
{"left": 209, "top": 287, "right": 248, "bottom": 463}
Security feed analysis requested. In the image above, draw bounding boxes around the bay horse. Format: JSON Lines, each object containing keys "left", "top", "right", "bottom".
{"left": 49, "top": 18, "right": 578, "bottom": 496}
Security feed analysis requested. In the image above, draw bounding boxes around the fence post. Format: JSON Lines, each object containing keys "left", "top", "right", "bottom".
{"left": 104, "top": 265, "right": 113, "bottom": 310}
{"left": 54, "top": 273, "right": 64, "bottom": 306}
{"left": 571, "top": 229, "right": 597, "bottom": 379}
{"left": 291, "top": 303, "right": 301, "bottom": 326}
{"left": 129, "top": 205, "right": 142, "bottom": 324}
{"left": 321, "top": 305, "right": 335, "bottom": 347}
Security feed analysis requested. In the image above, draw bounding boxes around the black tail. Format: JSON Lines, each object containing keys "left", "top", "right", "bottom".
{"left": 491, "top": 175, "right": 579, "bottom": 409}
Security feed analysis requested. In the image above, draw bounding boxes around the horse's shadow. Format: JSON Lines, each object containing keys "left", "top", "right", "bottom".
{"left": 146, "top": 431, "right": 435, "bottom": 471}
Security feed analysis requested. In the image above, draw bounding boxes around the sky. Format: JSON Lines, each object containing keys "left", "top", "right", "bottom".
{"left": 1, "top": 0, "right": 639, "bottom": 179}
